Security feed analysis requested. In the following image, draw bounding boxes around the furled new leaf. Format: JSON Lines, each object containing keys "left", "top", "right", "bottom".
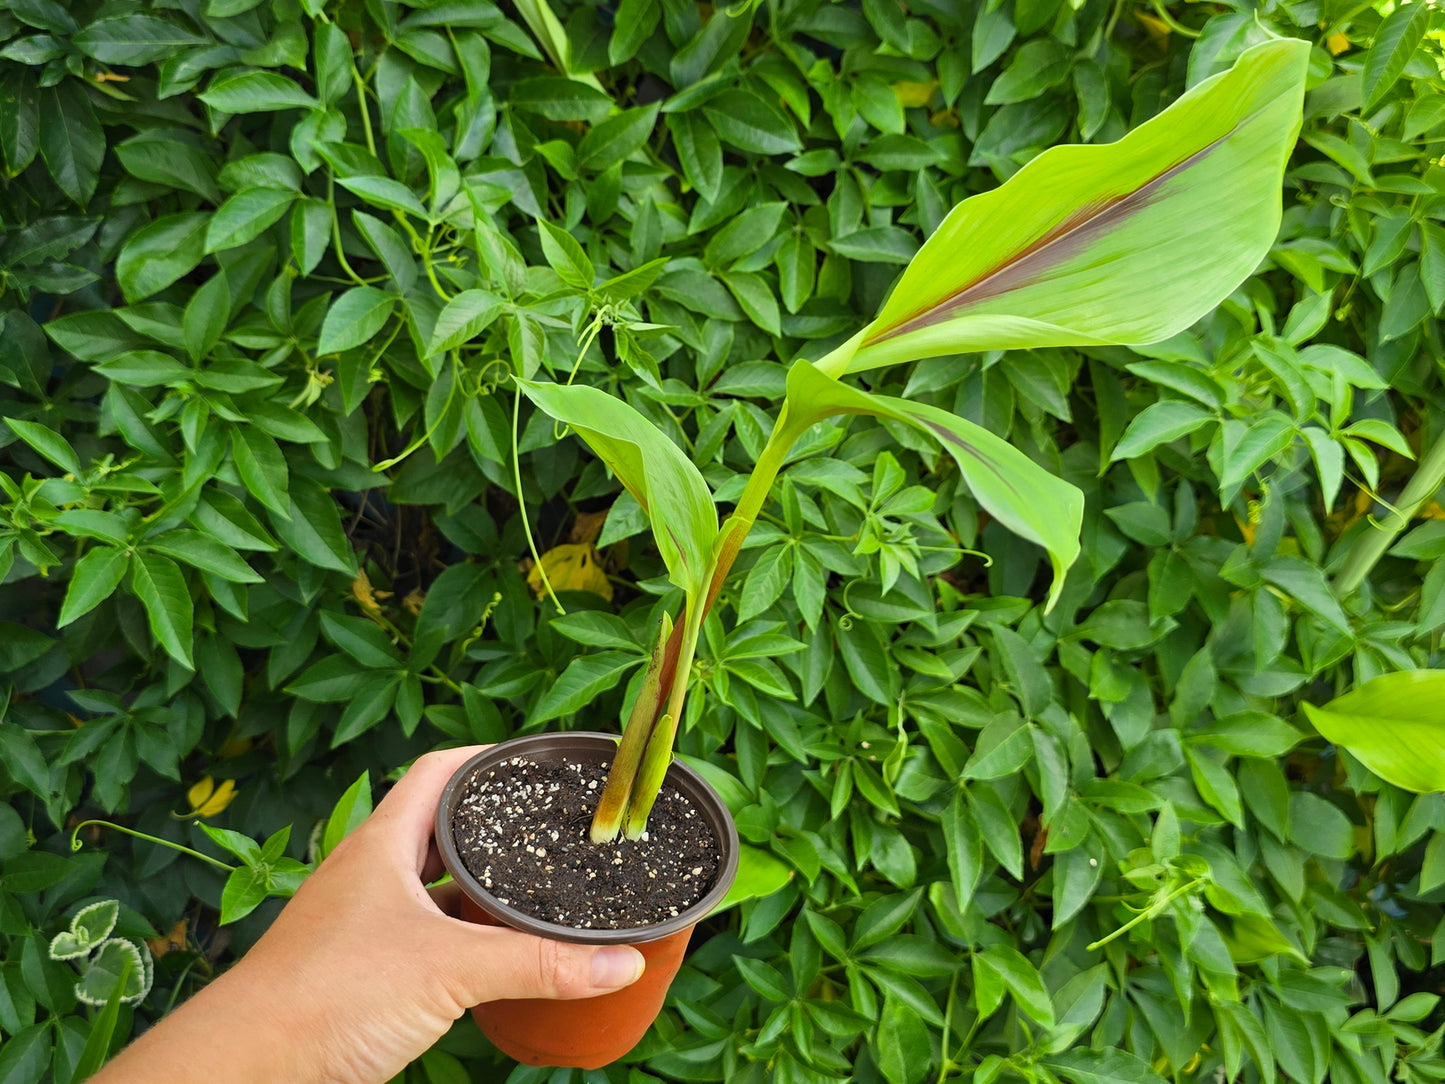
{"left": 1302, "top": 670, "right": 1445, "bottom": 793}
{"left": 517, "top": 380, "right": 717, "bottom": 597}
{"left": 827, "top": 39, "right": 1310, "bottom": 373}
{"left": 785, "top": 362, "right": 1082, "bottom": 609}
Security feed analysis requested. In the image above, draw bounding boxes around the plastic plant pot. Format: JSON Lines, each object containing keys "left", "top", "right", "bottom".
{"left": 435, "top": 733, "right": 740, "bottom": 1070}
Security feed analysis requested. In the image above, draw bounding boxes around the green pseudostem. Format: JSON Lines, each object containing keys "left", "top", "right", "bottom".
{"left": 1334, "top": 430, "right": 1445, "bottom": 596}
{"left": 589, "top": 386, "right": 822, "bottom": 841}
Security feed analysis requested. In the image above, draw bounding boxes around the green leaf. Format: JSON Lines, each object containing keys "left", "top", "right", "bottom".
{"left": 271, "top": 477, "right": 355, "bottom": 574}
{"left": 73, "top": 15, "right": 207, "bottom": 65}
{"left": 336, "top": 176, "right": 430, "bottom": 219}
{"left": 876, "top": 994, "right": 931, "bottom": 1084}
{"left": 0, "top": 68, "right": 39, "bottom": 175}
{"left": 975, "top": 944, "right": 1055, "bottom": 1027}
{"left": 318, "top": 287, "right": 395, "bottom": 355}
{"left": 511, "top": 76, "right": 614, "bottom": 124}
{"left": 1046, "top": 1048, "right": 1168, "bottom": 1084}
{"left": 531, "top": 652, "right": 642, "bottom": 723}
{"left": 219, "top": 866, "right": 268, "bottom": 924}
{"left": 785, "top": 362, "right": 1082, "bottom": 610}
{"left": 70, "top": 952, "right": 131, "bottom": 1079}
{"left": 115, "top": 213, "right": 209, "bottom": 303}
{"left": 38, "top": 82, "right": 103, "bottom": 207}
{"left": 1302, "top": 671, "right": 1445, "bottom": 793}
{"left": 722, "top": 271, "right": 782, "bottom": 335}
{"left": 703, "top": 89, "right": 802, "bottom": 154}
{"left": 231, "top": 426, "right": 290, "bottom": 517}
{"left": 1111, "top": 400, "right": 1214, "bottom": 460}
{"left": 320, "top": 612, "right": 403, "bottom": 667}
{"left": 183, "top": 273, "right": 231, "bottom": 364}
{"left": 667, "top": 111, "right": 722, "bottom": 202}
{"left": 130, "top": 551, "right": 194, "bottom": 668}
{"left": 205, "top": 187, "right": 295, "bottom": 253}
{"left": 714, "top": 845, "right": 792, "bottom": 912}
{"left": 537, "top": 220, "right": 595, "bottom": 290}
{"left": 199, "top": 71, "right": 319, "bottom": 113}
{"left": 332, "top": 675, "right": 399, "bottom": 746}
{"left": 838, "top": 40, "right": 1310, "bottom": 372}
{"left": 320, "top": 772, "right": 373, "bottom": 859}
{"left": 577, "top": 103, "right": 660, "bottom": 172}
{"left": 58, "top": 547, "right": 128, "bottom": 627}
{"left": 4, "top": 417, "right": 80, "bottom": 473}
{"left": 1362, "top": 1, "right": 1430, "bottom": 111}
{"left": 518, "top": 380, "right": 719, "bottom": 597}
{"left": 427, "top": 289, "right": 505, "bottom": 356}
{"left": 145, "top": 529, "right": 261, "bottom": 584}
{"left": 705, "top": 202, "right": 788, "bottom": 268}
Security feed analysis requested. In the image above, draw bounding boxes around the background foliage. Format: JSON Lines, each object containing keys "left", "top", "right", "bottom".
{"left": 2, "top": 0, "right": 1444, "bottom": 1082}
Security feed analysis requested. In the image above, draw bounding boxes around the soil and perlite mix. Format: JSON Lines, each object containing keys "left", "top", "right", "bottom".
{"left": 450, "top": 755, "right": 720, "bottom": 930}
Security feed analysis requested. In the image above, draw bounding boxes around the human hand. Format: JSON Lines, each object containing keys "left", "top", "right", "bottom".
{"left": 96, "top": 747, "right": 646, "bottom": 1084}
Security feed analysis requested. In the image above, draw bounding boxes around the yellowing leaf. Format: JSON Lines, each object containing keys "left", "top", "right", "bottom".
{"left": 1135, "top": 11, "right": 1171, "bottom": 41}
{"left": 893, "top": 81, "right": 938, "bottom": 109}
{"left": 1326, "top": 32, "right": 1351, "bottom": 55}
{"left": 527, "top": 543, "right": 614, "bottom": 601}
{"left": 350, "top": 569, "right": 392, "bottom": 618}
{"left": 185, "top": 776, "right": 238, "bottom": 818}
{"left": 146, "top": 918, "right": 188, "bottom": 958}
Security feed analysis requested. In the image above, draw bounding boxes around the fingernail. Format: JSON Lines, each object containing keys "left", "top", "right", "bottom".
{"left": 591, "top": 946, "right": 644, "bottom": 988}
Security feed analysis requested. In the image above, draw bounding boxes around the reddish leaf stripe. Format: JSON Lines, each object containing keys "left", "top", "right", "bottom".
{"left": 866, "top": 134, "right": 1233, "bottom": 345}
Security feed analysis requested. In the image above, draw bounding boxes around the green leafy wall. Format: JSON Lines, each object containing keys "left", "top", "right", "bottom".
{"left": 1, "top": 0, "right": 1443, "bottom": 1082}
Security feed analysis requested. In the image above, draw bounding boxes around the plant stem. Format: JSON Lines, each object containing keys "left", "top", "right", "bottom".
{"left": 1334, "top": 429, "right": 1445, "bottom": 596}
{"left": 1085, "top": 876, "right": 1205, "bottom": 951}
{"left": 71, "top": 820, "right": 236, "bottom": 874}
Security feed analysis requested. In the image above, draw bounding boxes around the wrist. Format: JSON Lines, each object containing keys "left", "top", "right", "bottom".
{"left": 96, "top": 960, "right": 328, "bottom": 1084}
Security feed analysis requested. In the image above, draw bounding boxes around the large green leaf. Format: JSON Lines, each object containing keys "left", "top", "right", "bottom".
{"left": 829, "top": 39, "right": 1309, "bottom": 373}
{"left": 129, "top": 552, "right": 194, "bottom": 669}
{"left": 518, "top": 379, "right": 719, "bottom": 597}
{"left": 1302, "top": 671, "right": 1445, "bottom": 793}
{"left": 785, "top": 361, "right": 1082, "bottom": 609}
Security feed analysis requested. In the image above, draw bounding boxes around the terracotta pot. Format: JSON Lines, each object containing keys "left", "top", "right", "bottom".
{"left": 435, "top": 733, "right": 740, "bottom": 1069}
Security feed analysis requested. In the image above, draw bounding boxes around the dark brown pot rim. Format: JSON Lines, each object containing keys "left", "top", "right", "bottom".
{"left": 435, "top": 732, "right": 741, "bottom": 945}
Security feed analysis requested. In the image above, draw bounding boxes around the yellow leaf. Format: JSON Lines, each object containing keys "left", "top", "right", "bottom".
{"left": 1422, "top": 501, "right": 1445, "bottom": 520}
{"left": 1326, "top": 32, "right": 1350, "bottom": 55}
{"left": 402, "top": 587, "right": 425, "bottom": 616}
{"left": 526, "top": 543, "right": 614, "bottom": 601}
{"left": 570, "top": 509, "right": 609, "bottom": 545}
{"left": 893, "top": 80, "right": 938, "bottom": 109}
{"left": 186, "top": 776, "right": 238, "bottom": 818}
{"left": 146, "top": 919, "right": 187, "bottom": 958}
{"left": 350, "top": 569, "right": 392, "bottom": 617}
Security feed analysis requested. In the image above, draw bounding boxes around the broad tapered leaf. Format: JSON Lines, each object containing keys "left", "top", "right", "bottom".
{"left": 518, "top": 380, "right": 718, "bottom": 596}
{"left": 1363, "top": 2, "right": 1430, "bottom": 111}
{"left": 785, "top": 362, "right": 1082, "bottom": 609}
{"left": 831, "top": 40, "right": 1309, "bottom": 373}
{"left": 1302, "top": 671, "right": 1445, "bottom": 793}
{"left": 130, "top": 551, "right": 194, "bottom": 668}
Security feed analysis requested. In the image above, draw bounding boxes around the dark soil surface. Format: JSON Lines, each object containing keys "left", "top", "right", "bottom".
{"left": 450, "top": 754, "right": 721, "bottom": 929}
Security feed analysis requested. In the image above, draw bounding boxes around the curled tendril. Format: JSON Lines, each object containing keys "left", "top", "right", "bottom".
{"left": 836, "top": 579, "right": 864, "bottom": 632}
{"left": 475, "top": 357, "right": 512, "bottom": 398}
{"left": 69, "top": 818, "right": 236, "bottom": 872}
{"left": 459, "top": 592, "right": 505, "bottom": 654}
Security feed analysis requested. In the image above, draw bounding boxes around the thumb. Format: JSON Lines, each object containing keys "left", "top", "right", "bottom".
{"left": 447, "top": 923, "right": 646, "bottom": 1004}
